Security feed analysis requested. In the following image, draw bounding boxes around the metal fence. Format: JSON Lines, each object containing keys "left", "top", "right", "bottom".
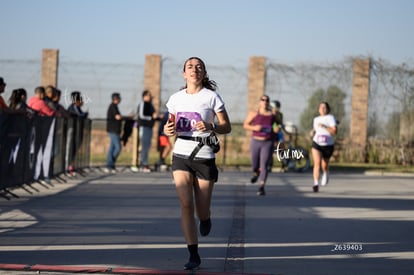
{"left": 1, "top": 56, "right": 413, "bottom": 165}
{"left": 0, "top": 115, "right": 91, "bottom": 197}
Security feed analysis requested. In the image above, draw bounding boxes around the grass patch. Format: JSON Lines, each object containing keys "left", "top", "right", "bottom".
{"left": 330, "top": 162, "right": 414, "bottom": 173}
{"left": 89, "top": 151, "right": 413, "bottom": 174}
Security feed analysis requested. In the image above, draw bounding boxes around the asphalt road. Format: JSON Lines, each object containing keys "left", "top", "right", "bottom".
{"left": 0, "top": 168, "right": 413, "bottom": 275}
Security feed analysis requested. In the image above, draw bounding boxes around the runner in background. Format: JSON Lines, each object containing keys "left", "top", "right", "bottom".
{"left": 310, "top": 101, "right": 337, "bottom": 192}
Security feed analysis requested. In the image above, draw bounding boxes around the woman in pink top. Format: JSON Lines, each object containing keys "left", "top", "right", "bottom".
{"left": 28, "top": 86, "right": 56, "bottom": 116}
{"left": 243, "top": 95, "right": 277, "bottom": 196}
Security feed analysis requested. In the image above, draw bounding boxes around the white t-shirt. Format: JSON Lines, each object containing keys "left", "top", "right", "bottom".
{"left": 166, "top": 88, "right": 225, "bottom": 159}
{"left": 312, "top": 114, "right": 337, "bottom": 146}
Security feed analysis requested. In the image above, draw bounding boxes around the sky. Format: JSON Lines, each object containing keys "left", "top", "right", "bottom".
{"left": 1, "top": 0, "right": 413, "bottom": 66}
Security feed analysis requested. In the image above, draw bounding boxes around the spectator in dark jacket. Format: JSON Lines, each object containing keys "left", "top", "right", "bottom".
{"left": 134, "top": 90, "right": 158, "bottom": 172}
{"left": 53, "top": 89, "right": 71, "bottom": 118}
{"left": 67, "top": 91, "right": 88, "bottom": 118}
{"left": 9, "top": 88, "right": 29, "bottom": 111}
{"left": 105, "top": 93, "right": 123, "bottom": 173}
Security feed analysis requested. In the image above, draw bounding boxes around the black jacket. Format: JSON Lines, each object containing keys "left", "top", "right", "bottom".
{"left": 137, "top": 101, "right": 155, "bottom": 128}
{"left": 106, "top": 103, "right": 122, "bottom": 134}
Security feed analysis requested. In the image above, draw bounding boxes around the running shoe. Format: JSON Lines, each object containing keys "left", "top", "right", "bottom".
{"left": 250, "top": 172, "right": 259, "bottom": 183}
{"left": 321, "top": 172, "right": 329, "bottom": 186}
{"left": 184, "top": 256, "right": 201, "bottom": 270}
{"left": 257, "top": 186, "right": 266, "bottom": 196}
{"left": 199, "top": 218, "right": 211, "bottom": 236}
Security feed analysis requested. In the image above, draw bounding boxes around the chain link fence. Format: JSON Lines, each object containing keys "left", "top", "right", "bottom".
{"left": 1, "top": 56, "right": 413, "bottom": 165}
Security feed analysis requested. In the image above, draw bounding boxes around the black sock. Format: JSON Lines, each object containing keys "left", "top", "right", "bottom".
{"left": 187, "top": 244, "right": 200, "bottom": 261}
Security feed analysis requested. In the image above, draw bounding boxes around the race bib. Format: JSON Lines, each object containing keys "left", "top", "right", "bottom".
{"left": 317, "top": 134, "right": 329, "bottom": 144}
{"left": 261, "top": 126, "right": 272, "bottom": 133}
{"left": 176, "top": 112, "right": 202, "bottom": 132}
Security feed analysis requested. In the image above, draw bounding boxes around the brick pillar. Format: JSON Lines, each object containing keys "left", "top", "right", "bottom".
{"left": 350, "top": 59, "right": 370, "bottom": 161}
{"left": 144, "top": 54, "right": 162, "bottom": 110}
{"left": 243, "top": 56, "right": 267, "bottom": 154}
{"left": 248, "top": 56, "right": 267, "bottom": 112}
{"left": 41, "top": 49, "right": 59, "bottom": 87}
{"left": 132, "top": 54, "right": 162, "bottom": 167}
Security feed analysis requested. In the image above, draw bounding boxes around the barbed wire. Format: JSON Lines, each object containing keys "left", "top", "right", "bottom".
{"left": 1, "top": 57, "right": 413, "bottom": 141}
{"left": 266, "top": 58, "right": 354, "bottom": 126}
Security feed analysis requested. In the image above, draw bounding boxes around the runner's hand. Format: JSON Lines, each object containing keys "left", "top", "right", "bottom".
{"left": 163, "top": 121, "right": 175, "bottom": 136}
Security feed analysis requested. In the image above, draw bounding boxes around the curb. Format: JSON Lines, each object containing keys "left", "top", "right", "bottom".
{"left": 364, "top": 171, "right": 414, "bottom": 177}
{"left": 0, "top": 263, "right": 273, "bottom": 275}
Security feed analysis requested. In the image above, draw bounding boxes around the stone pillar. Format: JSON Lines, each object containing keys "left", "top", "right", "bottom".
{"left": 247, "top": 56, "right": 267, "bottom": 112}
{"left": 350, "top": 59, "right": 370, "bottom": 161}
{"left": 132, "top": 54, "right": 162, "bottom": 167}
{"left": 144, "top": 54, "right": 162, "bottom": 110}
{"left": 243, "top": 56, "right": 267, "bottom": 154}
{"left": 41, "top": 49, "right": 59, "bottom": 87}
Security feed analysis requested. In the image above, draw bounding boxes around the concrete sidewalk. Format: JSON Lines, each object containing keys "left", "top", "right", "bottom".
{"left": 0, "top": 168, "right": 413, "bottom": 274}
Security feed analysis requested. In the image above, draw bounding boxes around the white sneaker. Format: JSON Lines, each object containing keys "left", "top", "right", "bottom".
{"left": 142, "top": 167, "right": 151, "bottom": 173}
{"left": 159, "top": 164, "right": 168, "bottom": 172}
{"left": 102, "top": 167, "right": 110, "bottom": 174}
{"left": 321, "top": 172, "right": 329, "bottom": 186}
{"left": 130, "top": 166, "right": 139, "bottom": 172}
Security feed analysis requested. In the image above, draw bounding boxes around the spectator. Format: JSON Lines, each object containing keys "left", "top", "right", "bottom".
{"left": 0, "top": 77, "right": 8, "bottom": 110}
{"left": 28, "top": 86, "right": 56, "bottom": 116}
{"left": 0, "top": 77, "right": 26, "bottom": 115}
{"left": 133, "top": 90, "right": 158, "bottom": 172}
{"left": 271, "top": 100, "right": 284, "bottom": 142}
{"left": 105, "top": 92, "right": 123, "bottom": 173}
{"left": 45, "top": 85, "right": 58, "bottom": 111}
{"left": 0, "top": 80, "right": 31, "bottom": 115}
{"left": 268, "top": 100, "right": 284, "bottom": 171}
{"left": 0, "top": 77, "right": 8, "bottom": 111}
{"left": 66, "top": 91, "right": 88, "bottom": 175}
{"left": 53, "top": 89, "right": 71, "bottom": 118}
{"left": 156, "top": 110, "right": 172, "bottom": 168}
{"left": 67, "top": 91, "right": 88, "bottom": 118}
{"left": 9, "top": 88, "right": 28, "bottom": 111}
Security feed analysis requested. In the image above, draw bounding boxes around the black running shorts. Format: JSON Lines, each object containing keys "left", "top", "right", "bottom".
{"left": 312, "top": 141, "right": 334, "bottom": 159}
{"left": 172, "top": 154, "right": 218, "bottom": 182}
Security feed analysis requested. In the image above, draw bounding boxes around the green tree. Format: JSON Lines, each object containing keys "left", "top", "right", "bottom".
{"left": 399, "top": 86, "right": 414, "bottom": 142}
{"left": 385, "top": 111, "right": 400, "bottom": 140}
{"left": 299, "top": 85, "right": 347, "bottom": 138}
